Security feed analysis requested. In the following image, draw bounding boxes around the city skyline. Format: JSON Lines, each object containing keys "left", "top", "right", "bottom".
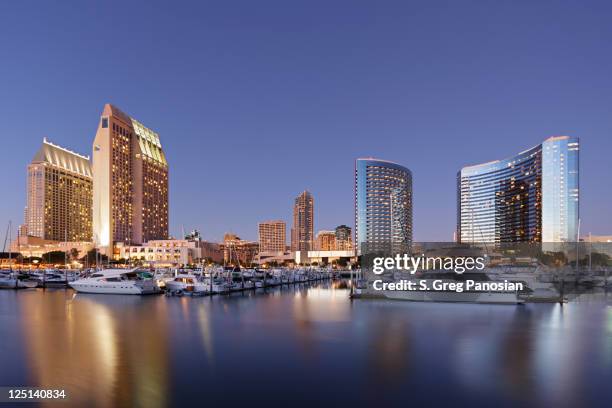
{"left": 1, "top": 2, "right": 612, "bottom": 242}
{"left": 3, "top": 111, "right": 604, "bottom": 246}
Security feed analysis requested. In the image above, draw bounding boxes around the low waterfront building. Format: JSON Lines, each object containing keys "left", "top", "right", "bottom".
{"left": 117, "top": 239, "right": 201, "bottom": 266}
{"left": 10, "top": 236, "right": 94, "bottom": 260}
{"left": 0, "top": 253, "right": 18, "bottom": 269}
{"left": 257, "top": 250, "right": 295, "bottom": 266}
{"left": 295, "top": 250, "right": 356, "bottom": 266}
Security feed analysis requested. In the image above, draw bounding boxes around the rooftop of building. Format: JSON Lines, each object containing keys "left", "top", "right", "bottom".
{"left": 460, "top": 135, "right": 578, "bottom": 173}
{"left": 31, "top": 138, "right": 92, "bottom": 178}
{"left": 259, "top": 220, "right": 286, "bottom": 225}
{"left": 355, "top": 157, "right": 412, "bottom": 174}
{"left": 102, "top": 103, "right": 168, "bottom": 166}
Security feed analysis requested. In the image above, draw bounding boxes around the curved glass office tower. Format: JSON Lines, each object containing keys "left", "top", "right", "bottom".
{"left": 457, "top": 136, "right": 579, "bottom": 244}
{"left": 355, "top": 159, "right": 413, "bottom": 254}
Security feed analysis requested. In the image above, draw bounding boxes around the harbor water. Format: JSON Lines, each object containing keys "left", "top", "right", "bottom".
{"left": 1, "top": 282, "right": 611, "bottom": 407}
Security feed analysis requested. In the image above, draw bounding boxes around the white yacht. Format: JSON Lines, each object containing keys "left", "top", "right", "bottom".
{"left": 69, "top": 269, "right": 160, "bottom": 295}
{"left": 165, "top": 274, "right": 209, "bottom": 294}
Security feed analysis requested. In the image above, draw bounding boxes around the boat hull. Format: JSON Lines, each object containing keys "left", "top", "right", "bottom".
{"left": 69, "top": 282, "right": 158, "bottom": 295}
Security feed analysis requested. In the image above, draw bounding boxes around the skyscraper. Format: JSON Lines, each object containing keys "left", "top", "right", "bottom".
{"left": 355, "top": 159, "right": 413, "bottom": 253}
{"left": 26, "top": 138, "right": 93, "bottom": 242}
{"left": 291, "top": 191, "right": 314, "bottom": 253}
{"left": 457, "top": 136, "right": 579, "bottom": 244}
{"left": 335, "top": 225, "right": 353, "bottom": 251}
{"left": 258, "top": 220, "right": 286, "bottom": 252}
{"left": 93, "top": 104, "right": 169, "bottom": 252}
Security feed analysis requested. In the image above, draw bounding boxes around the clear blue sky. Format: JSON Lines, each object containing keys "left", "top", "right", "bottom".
{"left": 1, "top": 0, "right": 611, "bottom": 243}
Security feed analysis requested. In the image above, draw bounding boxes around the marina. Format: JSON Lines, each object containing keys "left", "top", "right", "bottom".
{"left": 1, "top": 282, "right": 611, "bottom": 407}
{"left": 2, "top": 265, "right": 611, "bottom": 306}
{"left": 0, "top": 266, "right": 338, "bottom": 296}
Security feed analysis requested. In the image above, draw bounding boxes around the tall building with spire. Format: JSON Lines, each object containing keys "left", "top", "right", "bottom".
{"left": 291, "top": 190, "right": 314, "bottom": 253}
{"left": 26, "top": 138, "right": 93, "bottom": 242}
{"left": 92, "top": 104, "right": 169, "bottom": 252}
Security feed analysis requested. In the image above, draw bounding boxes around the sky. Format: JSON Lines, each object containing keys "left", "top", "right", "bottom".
{"left": 0, "top": 0, "right": 611, "bottom": 243}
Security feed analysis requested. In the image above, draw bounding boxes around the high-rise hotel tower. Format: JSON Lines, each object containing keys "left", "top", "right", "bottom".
{"left": 26, "top": 138, "right": 93, "bottom": 242}
{"left": 258, "top": 220, "right": 286, "bottom": 252}
{"left": 457, "top": 136, "right": 579, "bottom": 244}
{"left": 291, "top": 191, "right": 314, "bottom": 253}
{"left": 93, "top": 104, "right": 169, "bottom": 251}
{"left": 355, "top": 159, "right": 413, "bottom": 254}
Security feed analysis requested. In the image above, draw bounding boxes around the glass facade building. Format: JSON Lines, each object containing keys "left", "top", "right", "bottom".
{"left": 355, "top": 159, "right": 413, "bottom": 254}
{"left": 457, "top": 136, "right": 579, "bottom": 244}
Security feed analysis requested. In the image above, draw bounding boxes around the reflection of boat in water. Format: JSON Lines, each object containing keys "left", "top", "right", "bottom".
{"left": 70, "top": 269, "right": 160, "bottom": 295}
{"left": 353, "top": 272, "right": 525, "bottom": 304}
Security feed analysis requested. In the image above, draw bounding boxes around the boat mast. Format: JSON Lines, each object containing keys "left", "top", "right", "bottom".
{"left": 8, "top": 221, "right": 12, "bottom": 272}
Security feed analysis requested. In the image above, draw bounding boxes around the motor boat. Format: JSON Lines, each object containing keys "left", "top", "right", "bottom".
{"left": 69, "top": 269, "right": 160, "bottom": 295}
{"left": 165, "top": 274, "right": 209, "bottom": 294}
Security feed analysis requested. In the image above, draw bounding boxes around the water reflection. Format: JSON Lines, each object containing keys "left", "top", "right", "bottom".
{"left": 17, "top": 291, "right": 170, "bottom": 407}
{"left": 0, "top": 284, "right": 610, "bottom": 407}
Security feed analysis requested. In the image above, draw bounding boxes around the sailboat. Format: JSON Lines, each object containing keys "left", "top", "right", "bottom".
{"left": 0, "top": 221, "right": 37, "bottom": 289}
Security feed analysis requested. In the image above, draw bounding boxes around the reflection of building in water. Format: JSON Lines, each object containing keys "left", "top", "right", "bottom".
{"left": 365, "top": 316, "right": 411, "bottom": 393}
{"left": 18, "top": 292, "right": 170, "bottom": 407}
{"left": 290, "top": 284, "right": 351, "bottom": 357}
